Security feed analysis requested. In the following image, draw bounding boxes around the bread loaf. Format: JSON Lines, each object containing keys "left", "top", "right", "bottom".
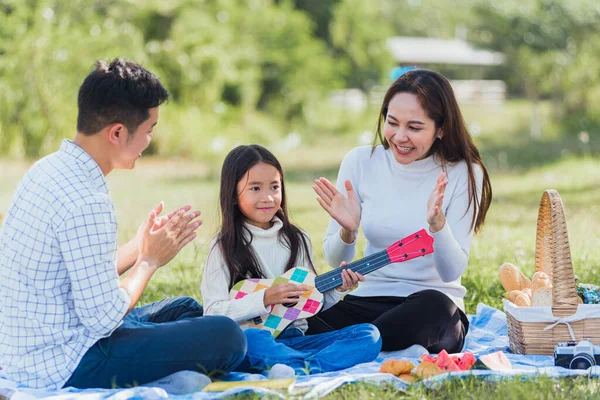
{"left": 499, "top": 263, "right": 532, "bottom": 292}
{"left": 531, "top": 287, "right": 552, "bottom": 307}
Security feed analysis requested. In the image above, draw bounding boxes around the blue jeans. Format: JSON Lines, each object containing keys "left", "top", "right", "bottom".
{"left": 238, "top": 323, "right": 381, "bottom": 375}
{"left": 63, "top": 297, "right": 247, "bottom": 389}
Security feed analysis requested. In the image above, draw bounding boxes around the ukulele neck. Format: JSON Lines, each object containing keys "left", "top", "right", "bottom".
{"left": 314, "top": 250, "right": 391, "bottom": 293}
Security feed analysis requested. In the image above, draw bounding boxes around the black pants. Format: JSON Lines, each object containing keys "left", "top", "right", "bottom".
{"left": 307, "top": 289, "right": 469, "bottom": 352}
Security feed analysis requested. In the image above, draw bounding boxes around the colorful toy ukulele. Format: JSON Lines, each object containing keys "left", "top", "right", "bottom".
{"left": 229, "top": 229, "right": 434, "bottom": 337}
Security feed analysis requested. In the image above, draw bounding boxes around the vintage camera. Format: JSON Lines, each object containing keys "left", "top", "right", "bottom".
{"left": 554, "top": 339, "right": 600, "bottom": 370}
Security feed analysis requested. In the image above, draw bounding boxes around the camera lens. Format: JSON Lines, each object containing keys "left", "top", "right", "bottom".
{"left": 569, "top": 353, "right": 595, "bottom": 370}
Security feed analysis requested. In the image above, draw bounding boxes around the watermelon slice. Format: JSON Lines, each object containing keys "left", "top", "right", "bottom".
{"left": 420, "top": 354, "right": 437, "bottom": 364}
{"left": 455, "top": 352, "right": 477, "bottom": 370}
{"left": 432, "top": 350, "right": 461, "bottom": 371}
{"left": 419, "top": 350, "right": 475, "bottom": 372}
{"left": 472, "top": 351, "right": 512, "bottom": 371}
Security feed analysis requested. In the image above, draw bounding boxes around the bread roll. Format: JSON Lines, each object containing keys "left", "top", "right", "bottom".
{"left": 508, "top": 289, "right": 531, "bottom": 307}
{"left": 532, "top": 271, "right": 550, "bottom": 282}
{"left": 532, "top": 276, "right": 552, "bottom": 293}
{"left": 499, "top": 263, "right": 532, "bottom": 292}
{"left": 514, "top": 293, "right": 532, "bottom": 307}
{"left": 509, "top": 290, "right": 523, "bottom": 303}
{"left": 532, "top": 279, "right": 551, "bottom": 292}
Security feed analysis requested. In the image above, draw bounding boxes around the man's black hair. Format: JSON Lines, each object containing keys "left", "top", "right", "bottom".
{"left": 77, "top": 58, "right": 169, "bottom": 135}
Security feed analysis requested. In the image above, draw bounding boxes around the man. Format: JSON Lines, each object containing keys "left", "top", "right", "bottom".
{"left": 0, "top": 58, "right": 246, "bottom": 390}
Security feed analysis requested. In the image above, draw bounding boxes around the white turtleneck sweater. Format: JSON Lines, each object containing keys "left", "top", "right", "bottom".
{"left": 323, "top": 145, "right": 483, "bottom": 312}
{"left": 201, "top": 217, "right": 346, "bottom": 333}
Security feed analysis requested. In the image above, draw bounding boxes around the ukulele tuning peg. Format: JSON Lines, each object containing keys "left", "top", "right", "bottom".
{"left": 415, "top": 234, "right": 420, "bottom": 238}
{"left": 398, "top": 242, "right": 403, "bottom": 247}
{"left": 403, "top": 254, "right": 408, "bottom": 258}
{"left": 421, "top": 248, "right": 425, "bottom": 253}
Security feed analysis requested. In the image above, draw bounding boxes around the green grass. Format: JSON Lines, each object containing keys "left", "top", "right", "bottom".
{"left": 2, "top": 127, "right": 600, "bottom": 398}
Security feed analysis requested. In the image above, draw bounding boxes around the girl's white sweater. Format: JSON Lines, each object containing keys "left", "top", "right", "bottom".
{"left": 202, "top": 217, "right": 345, "bottom": 333}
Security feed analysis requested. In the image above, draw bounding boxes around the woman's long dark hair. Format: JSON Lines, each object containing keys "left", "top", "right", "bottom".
{"left": 373, "top": 69, "right": 492, "bottom": 233}
{"left": 214, "top": 144, "right": 315, "bottom": 289}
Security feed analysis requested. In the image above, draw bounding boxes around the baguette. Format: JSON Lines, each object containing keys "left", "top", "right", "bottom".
{"left": 499, "top": 263, "right": 532, "bottom": 292}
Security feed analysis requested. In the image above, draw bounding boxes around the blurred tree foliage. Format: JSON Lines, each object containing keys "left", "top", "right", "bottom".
{"left": 0, "top": 0, "right": 599, "bottom": 158}
{"left": 469, "top": 0, "right": 600, "bottom": 133}
{"left": 0, "top": 0, "right": 348, "bottom": 157}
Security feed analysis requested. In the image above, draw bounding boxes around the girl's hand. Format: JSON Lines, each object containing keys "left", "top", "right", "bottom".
{"left": 264, "top": 283, "right": 310, "bottom": 306}
{"left": 313, "top": 178, "right": 360, "bottom": 242}
{"left": 427, "top": 172, "right": 448, "bottom": 233}
{"left": 336, "top": 261, "right": 365, "bottom": 292}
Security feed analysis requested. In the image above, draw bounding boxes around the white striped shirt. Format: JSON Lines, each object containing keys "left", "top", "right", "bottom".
{"left": 0, "top": 139, "right": 130, "bottom": 389}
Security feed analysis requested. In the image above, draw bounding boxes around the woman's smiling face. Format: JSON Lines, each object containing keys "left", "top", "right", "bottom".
{"left": 383, "top": 92, "right": 442, "bottom": 165}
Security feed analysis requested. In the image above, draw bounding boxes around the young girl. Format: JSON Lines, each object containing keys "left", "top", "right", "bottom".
{"left": 201, "top": 145, "right": 381, "bottom": 375}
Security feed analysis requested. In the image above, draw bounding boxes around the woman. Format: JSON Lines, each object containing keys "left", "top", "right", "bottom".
{"left": 307, "top": 69, "right": 492, "bottom": 353}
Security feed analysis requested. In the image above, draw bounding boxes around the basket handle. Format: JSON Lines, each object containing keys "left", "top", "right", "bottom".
{"left": 535, "top": 190, "right": 579, "bottom": 317}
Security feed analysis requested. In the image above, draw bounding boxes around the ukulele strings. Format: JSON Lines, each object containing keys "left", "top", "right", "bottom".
{"left": 319, "top": 235, "right": 425, "bottom": 280}
{"left": 316, "top": 234, "right": 428, "bottom": 292}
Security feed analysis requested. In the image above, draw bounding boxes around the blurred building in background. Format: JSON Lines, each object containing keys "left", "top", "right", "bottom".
{"left": 387, "top": 36, "right": 506, "bottom": 105}
{"left": 331, "top": 36, "right": 506, "bottom": 111}
{"left": 387, "top": 37, "right": 504, "bottom": 67}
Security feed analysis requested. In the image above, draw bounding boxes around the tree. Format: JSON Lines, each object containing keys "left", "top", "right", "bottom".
{"left": 0, "top": 0, "right": 340, "bottom": 156}
{"left": 469, "top": 0, "right": 600, "bottom": 135}
{"left": 0, "top": 0, "right": 151, "bottom": 156}
{"left": 329, "top": 0, "right": 394, "bottom": 91}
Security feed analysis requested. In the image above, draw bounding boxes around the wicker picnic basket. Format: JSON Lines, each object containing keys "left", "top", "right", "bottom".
{"left": 505, "top": 189, "right": 600, "bottom": 355}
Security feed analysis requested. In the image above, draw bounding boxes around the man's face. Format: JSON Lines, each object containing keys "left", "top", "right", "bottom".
{"left": 115, "top": 107, "right": 158, "bottom": 170}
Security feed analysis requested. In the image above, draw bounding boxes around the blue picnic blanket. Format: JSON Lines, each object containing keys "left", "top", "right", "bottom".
{"left": 1, "top": 303, "right": 598, "bottom": 399}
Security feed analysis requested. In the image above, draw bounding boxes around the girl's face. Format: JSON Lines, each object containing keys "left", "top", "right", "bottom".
{"left": 236, "top": 162, "right": 282, "bottom": 230}
{"left": 383, "top": 92, "right": 442, "bottom": 165}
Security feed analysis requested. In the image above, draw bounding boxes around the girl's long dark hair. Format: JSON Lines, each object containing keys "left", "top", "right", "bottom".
{"left": 373, "top": 69, "right": 492, "bottom": 233}
{"left": 215, "top": 144, "right": 315, "bottom": 289}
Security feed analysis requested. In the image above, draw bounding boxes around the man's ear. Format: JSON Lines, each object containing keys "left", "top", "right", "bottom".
{"left": 107, "top": 124, "right": 126, "bottom": 145}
